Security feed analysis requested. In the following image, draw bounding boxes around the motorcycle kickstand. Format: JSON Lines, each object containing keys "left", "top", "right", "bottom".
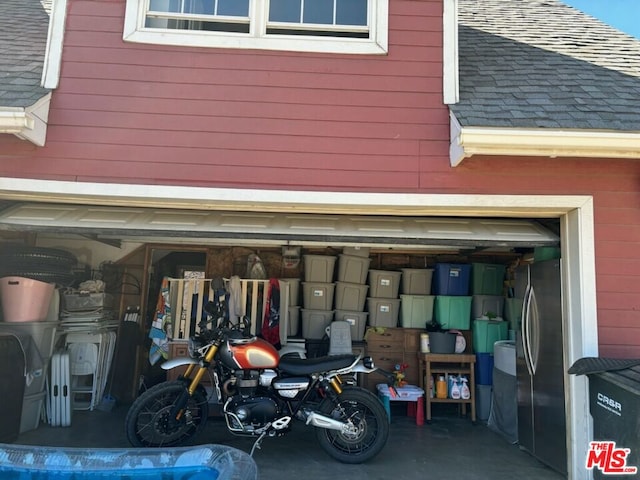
{"left": 250, "top": 431, "right": 268, "bottom": 457}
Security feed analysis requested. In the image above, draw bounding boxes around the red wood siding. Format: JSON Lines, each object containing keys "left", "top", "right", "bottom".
{"left": 1, "top": 0, "right": 639, "bottom": 357}
{"left": 0, "top": 0, "right": 447, "bottom": 191}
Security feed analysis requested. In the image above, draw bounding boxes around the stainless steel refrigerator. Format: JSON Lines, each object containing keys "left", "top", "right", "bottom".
{"left": 514, "top": 259, "right": 567, "bottom": 475}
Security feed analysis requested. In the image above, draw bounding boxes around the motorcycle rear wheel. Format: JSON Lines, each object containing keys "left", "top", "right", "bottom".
{"left": 316, "top": 386, "right": 389, "bottom": 464}
{"left": 125, "top": 380, "right": 209, "bottom": 448}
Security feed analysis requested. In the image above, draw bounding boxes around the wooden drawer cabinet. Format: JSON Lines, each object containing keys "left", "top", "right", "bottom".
{"left": 364, "top": 327, "right": 422, "bottom": 392}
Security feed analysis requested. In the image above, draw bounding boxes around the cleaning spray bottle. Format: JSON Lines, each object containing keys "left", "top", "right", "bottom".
{"left": 460, "top": 376, "right": 470, "bottom": 400}
{"left": 450, "top": 375, "right": 461, "bottom": 399}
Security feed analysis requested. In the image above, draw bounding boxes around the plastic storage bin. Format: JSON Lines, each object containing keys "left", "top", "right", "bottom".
{"left": 337, "top": 255, "right": 371, "bottom": 284}
{"left": 334, "top": 310, "right": 368, "bottom": 341}
{"left": 303, "top": 255, "right": 336, "bottom": 283}
{"left": 301, "top": 309, "right": 334, "bottom": 339}
{"left": 476, "top": 384, "right": 492, "bottom": 422}
{"left": 401, "top": 268, "right": 434, "bottom": 295}
{"left": 287, "top": 306, "right": 300, "bottom": 336}
{"left": 334, "top": 281, "right": 368, "bottom": 311}
{"left": 494, "top": 340, "right": 516, "bottom": 376}
{"left": 503, "top": 297, "right": 523, "bottom": 331}
{"left": 476, "top": 353, "right": 494, "bottom": 385}
{"left": 429, "top": 331, "right": 457, "bottom": 354}
{"left": 367, "top": 297, "right": 401, "bottom": 328}
{"left": 432, "top": 264, "right": 471, "bottom": 296}
{"left": 471, "top": 263, "right": 506, "bottom": 296}
{"left": 534, "top": 247, "right": 561, "bottom": 262}
{"left": 0, "top": 276, "right": 55, "bottom": 322}
{"left": 281, "top": 278, "right": 301, "bottom": 306}
{"left": 302, "top": 282, "right": 335, "bottom": 310}
{"left": 20, "top": 390, "right": 45, "bottom": 433}
{"left": 63, "top": 293, "right": 114, "bottom": 312}
{"left": 400, "top": 294, "right": 435, "bottom": 328}
{"left": 472, "top": 319, "right": 509, "bottom": 353}
{"left": 342, "top": 246, "right": 370, "bottom": 258}
{"left": 434, "top": 295, "right": 472, "bottom": 330}
{"left": 368, "top": 270, "right": 402, "bottom": 298}
{"left": 471, "top": 295, "right": 505, "bottom": 319}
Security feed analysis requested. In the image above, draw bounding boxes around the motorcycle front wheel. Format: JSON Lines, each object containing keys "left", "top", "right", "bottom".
{"left": 315, "top": 387, "right": 389, "bottom": 464}
{"left": 125, "top": 380, "right": 209, "bottom": 447}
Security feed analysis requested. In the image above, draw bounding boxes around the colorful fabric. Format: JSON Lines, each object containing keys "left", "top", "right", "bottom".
{"left": 149, "top": 277, "right": 171, "bottom": 365}
{"left": 261, "top": 278, "right": 281, "bottom": 347}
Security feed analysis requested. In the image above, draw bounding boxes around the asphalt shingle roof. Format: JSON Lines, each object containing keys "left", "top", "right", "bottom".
{"left": 451, "top": 0, "right": 640, "bottom": 131}
{"left": 0, "top": 0, "right": 51, "bottom": 108}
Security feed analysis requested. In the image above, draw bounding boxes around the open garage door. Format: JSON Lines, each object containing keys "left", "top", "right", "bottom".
{"left": 0, "top": 202, "right": 559, "bottom": 249}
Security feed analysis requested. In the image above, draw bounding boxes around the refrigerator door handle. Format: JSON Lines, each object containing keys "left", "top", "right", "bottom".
{"left": 522, "top": 285, "right": 534, "bottom": 376}
{"left": 528, "top": 287, "right": 540, "bottom": 374}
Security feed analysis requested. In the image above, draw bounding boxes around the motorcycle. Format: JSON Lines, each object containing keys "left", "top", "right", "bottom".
{"left": 125, "top": 301, "right": 392, "bottom": 464}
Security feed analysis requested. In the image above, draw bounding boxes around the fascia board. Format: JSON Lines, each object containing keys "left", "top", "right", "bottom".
{"left": 0, "top": 109, "right": 32, "bottom": 132}
{"left": 0, "top": 93, "right": 51, "bottom": 146}
{"left": 451, "top": 123, "right": 640, "bottom": 166}
{"left": 42, "top": 0, "right": 68, "bottom": 89}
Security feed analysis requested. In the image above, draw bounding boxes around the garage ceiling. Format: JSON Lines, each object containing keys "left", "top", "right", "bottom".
{"left": 0, "top": 202, "right": 559, "bottom": 250}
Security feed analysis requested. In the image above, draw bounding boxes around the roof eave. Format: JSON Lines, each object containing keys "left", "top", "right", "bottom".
{"left": 450, "top": 112, "right": 640, "bottom": 166}
{"left": 0, "top": 93, "right": 51, "bottom": 147}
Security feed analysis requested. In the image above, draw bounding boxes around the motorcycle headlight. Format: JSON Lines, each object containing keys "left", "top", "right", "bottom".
{"left": 363, "top": 356, "right": 375, "bottom": 369}
{"left": 188, "top": 337, "right": 202, "bottom": 357}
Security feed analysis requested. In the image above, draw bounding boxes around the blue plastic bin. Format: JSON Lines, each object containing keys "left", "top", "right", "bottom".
{"left": 476, "top": 353, "right": 494, "bottom": 385}
{"left": 433, "top": 263, "right": 471, "bottom": 296}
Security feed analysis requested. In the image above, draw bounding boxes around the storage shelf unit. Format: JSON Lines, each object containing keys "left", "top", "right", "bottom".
{"left": 364, "top": 327, "right": 421, "bottom": 392}
{"left": 417, "top": 353, "right": 477, "bottom": 423}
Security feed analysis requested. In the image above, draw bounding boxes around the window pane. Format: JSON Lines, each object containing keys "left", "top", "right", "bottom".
{"left": 303, "top": 0, "right": 333, "bottom": 25}
{"left": 217, "top": 0, "right": 249, "bottom": 16}
{"left": 184, "top": 0, "right": 212, "bottom": 15}
{"left": 336, "top": 0, "right": 367, "bottom": 25}
{"left": 149, "top": 0, "right": 181, "bottom": 13}
{"left": 269, "top": 0, "right": 301, "bottom": 23}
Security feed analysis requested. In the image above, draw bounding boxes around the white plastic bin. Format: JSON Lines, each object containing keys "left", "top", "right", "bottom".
{"left": 334, "top": 281, "right": 368, "bottom": 311}
{"left": 400, "top": 294, "right": 435, "bottom": 328}
{"left": 303, "top": 255, "right": 336, "bottom": 283}
{"left": 337, "top": 255, "right": 371, "bottom": 284}
{"left": 401, "top": 268, "right": 434, "bottom": 295}
{"left": 302, "top": 282, "right": 335, "bottom": 310}
{"left": 367, "top": 297, "right": 401, "bottom": 328}
{"left": 301, "top": 309, "right": 334, "bottom": 339}
{"left": 367, "top": 270, "right": 402, "bottom": 299}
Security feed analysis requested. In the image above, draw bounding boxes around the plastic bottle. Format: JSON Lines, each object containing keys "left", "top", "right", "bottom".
{"left": 420, "top": 333, "right": 430, "bottom": 353}
{"left": 429, "top": 375, "right": 435, "bottom": 398}
{"left": 436, "top": 375, "right": 447, "bottom": 399}
{"left": 460, "top": 376, "right": 470, "bottom": 400}
{"left": 450, "top": 376, "right": 461, "bottom": 399}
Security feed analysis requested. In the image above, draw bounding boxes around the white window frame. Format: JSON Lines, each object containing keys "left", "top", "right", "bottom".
{"left": 123, "top": 0, "right": 388, "bottom": 55}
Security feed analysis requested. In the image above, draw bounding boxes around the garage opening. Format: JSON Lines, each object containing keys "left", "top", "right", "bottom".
{"left": 0, "top": 196, "right": 591, "bottom": 478}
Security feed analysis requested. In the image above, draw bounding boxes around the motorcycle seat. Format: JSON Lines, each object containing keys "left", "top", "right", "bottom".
{"left": 278, "top": 354, "right": 357, "bottom": 376}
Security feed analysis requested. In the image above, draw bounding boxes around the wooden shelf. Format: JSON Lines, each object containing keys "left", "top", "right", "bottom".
{"left": 417, "top": 352, "right": 476, "bottom": 423}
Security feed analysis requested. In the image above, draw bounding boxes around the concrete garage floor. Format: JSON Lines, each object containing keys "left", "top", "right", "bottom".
{"left": 15, "top": 403, "right": 565, "bottom": 480}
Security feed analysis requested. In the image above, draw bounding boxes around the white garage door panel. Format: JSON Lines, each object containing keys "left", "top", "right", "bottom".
{"left": 0, "top": 203, "right": 559, "bottom": 247}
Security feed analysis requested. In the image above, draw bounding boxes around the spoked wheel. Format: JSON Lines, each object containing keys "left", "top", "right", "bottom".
{"left": 125, "top": 381, "right": 209, "bottom": 447}
{"left": 316, "top": 387, "right": 389, "bottom": 464}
